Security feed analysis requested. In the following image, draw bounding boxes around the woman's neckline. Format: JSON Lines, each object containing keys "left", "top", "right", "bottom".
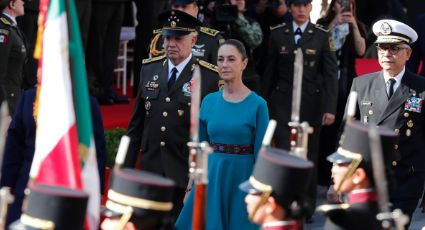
{"left": 221, "top": 90, "right": 253, "bottom": 104}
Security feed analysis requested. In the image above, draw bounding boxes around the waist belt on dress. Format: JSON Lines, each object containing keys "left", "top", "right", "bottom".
{"left": 210, "top": 142, "right": 253, "bottom": 155}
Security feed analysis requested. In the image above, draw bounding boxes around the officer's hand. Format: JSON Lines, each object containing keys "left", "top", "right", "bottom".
{"left": 322, "top": 113, "right": 335, "bottom": 126}
{"left": 327, "top": 186, "right": 343, "bottom": 204}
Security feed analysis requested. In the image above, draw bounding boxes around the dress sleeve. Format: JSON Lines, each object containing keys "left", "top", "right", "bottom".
{"left": 253, "top": 98, "right": 269, "bottom": 158}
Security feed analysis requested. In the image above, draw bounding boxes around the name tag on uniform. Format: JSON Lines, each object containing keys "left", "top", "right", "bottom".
{"left": 305, "top": 49, "right": 316, "bottom": 55}
{"left": 361, "top": 101, "right": 372, "bottom": 106}
{"left": 405, "top": 96, "right": 423, "bottom": 113}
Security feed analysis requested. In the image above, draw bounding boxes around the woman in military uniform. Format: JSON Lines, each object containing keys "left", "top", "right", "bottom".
{"left": 0, "top": 0, "right": 27, "bottom": 115}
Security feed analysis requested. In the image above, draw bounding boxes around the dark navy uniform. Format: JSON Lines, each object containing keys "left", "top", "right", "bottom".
{"left": 349, "top": 19, "right": 425, "bottom": 219}
{"left": 149, "top": 26, "right": 223, "bottom": 65}
{"left": 261, "top": 20, "right": 338, "bottom": 217}
{"left": 0, "top": 13, "right": 27, "bottom": 115}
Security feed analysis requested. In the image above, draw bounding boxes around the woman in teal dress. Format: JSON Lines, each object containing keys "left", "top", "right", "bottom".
{"left": 176, "top": 39, "right": 269, "bottom": 229}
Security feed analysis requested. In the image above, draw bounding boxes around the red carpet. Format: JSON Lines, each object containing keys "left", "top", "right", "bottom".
{"left": 100, "top": 58, "right": 382, "bottom": 130}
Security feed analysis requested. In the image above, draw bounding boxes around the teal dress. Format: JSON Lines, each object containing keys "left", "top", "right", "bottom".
{"left": 175, "top": 90, "right": 269, "bottom": 230}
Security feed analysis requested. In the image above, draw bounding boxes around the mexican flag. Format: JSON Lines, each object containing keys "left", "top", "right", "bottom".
{"left": 30, "top": 0, "right": 100, "bottom": 229}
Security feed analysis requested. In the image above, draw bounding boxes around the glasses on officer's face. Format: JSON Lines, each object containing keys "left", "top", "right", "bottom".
{"left": 376, "top": 44, "right": 409, "bottom": 55}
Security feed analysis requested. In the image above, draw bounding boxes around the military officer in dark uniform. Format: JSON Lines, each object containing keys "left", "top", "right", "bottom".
{"left": 318, "top": 120, "right": 399, "bottom": 230}
{"left": 346, "top": 19, "right": 425, "bottom": 222}
{"left": 149, "top": 0, "right": 223, "bottom": 65}
{"left": 101, "top": 168, "right": 176, "bottom": 230}
{"left": 0, "top": 0, "right": 27, "bottom": 115}
{"left": 240, "top": 147, "right": 314, "bottom": 230}
{"left": 125, "top": 10, "right": 220, "bottom": 219}
{"left": 261, "top": 0, "right": 338, "bottom": 220}
{"left": 9, "top": 184, "right": 89, "bottom": 230}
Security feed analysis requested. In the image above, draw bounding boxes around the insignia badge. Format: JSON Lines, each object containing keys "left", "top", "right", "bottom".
{"left": 308, "top": 30, "right": 313, "bottom": 34}
{"left": 171, "top": 21, "right": 176, "bottom": 28}
{"left": 0, "top": 35, "right": 6, "bottom": 44}
{"left": 191, "top": 64, "right": 196, "bottom": 71}
{"left": 182, "top": 80, "right": 194, "bottom": 96}
{"left": 404, "top": 96, "right": 423, "bottom": 113}
{"left": 280, "top": 46, "right": 288, "bottom": 54}
{"left": 194, "top": 44, "right": 205, "bottom": 49}
{"left": 145, "top": 101, "right": 151, "bottom": 111}
{"left": 407, "top": 120, "right": 414, "bottom": 128}
{"left": 380, "top": 22, "right": 392, "bottom": 35}
{"left": 153, "top": 75, "right": 159, "bottom": 81}
{"left": 306, "top": 49, "right": 317, "bottom": 55}
{"left": 145, "top": 81, "right": 159, "bottom": 91}
{"left": 193, "top": 48, "right": 205, "bottom": 57}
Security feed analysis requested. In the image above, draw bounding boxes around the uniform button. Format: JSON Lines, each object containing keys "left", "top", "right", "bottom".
{"left": 394, "top": 144, "right": 398, "bottom": 150}
{"left": 163, "top": 112, "right": 168, "bottom": 117}
{"left": 165, "top": 97, "right": 171, "bottom": 102}
{"left": 406, "top": 129, "right": 412, "bottom": 137}
{"left": 392, "top": 161, "right": 397, "bottom": 166}
{"left": 161, "top": 126, "right": 166, "bottom": 132}
{"left": 368, "top": 110, "right": 373, "bottom": 115}
{"left": 160, "top": 141, "right": 165, "bottom": 147}
{"left": 10, "top": 93, "right": 14, "bottom": 97}
{"left": 404, "top": 112, "right": 409, "bottom": 118}
{"left": 178, "top": 110, "right": 184, "bottom": 116}
{"left": 394, "top": 129, "right": 399, "bottom": 134}
{"left": 188, "top": 102, "right": 191, "bottom": 106}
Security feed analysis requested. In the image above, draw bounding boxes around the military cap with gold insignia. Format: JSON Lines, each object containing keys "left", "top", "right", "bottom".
{"left": 373, "top": 19, "right": 418, "bottom": 44}
{"left": 158, "top": 10, "right": 202, "bottom": 37}
{"left": 9, "top": 184, "right": 88, "bottom": 230}
{"left": 239, "top": 147, "right": 313, "bottom": 217}
{"left": 328, "top": 120, "right": 398, "bottom": 191}
{"left": 103, "top": 168, "right": 175, "bottom": 219}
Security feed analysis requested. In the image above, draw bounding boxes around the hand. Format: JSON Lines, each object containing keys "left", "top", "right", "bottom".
{"left": 327, "top": 186, "right": 343, "bottom": 203}
{"left": 340, "top": 11, "right": 355, "bottom": 25}
{"left": 322, "top": 113, "right": 335, "bottom": 126}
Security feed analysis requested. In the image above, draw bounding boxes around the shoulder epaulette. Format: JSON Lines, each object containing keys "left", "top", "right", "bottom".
{"left": 315, "top": 24, "right": 330, "bottom": 33}
{"left": 198, "top": 59, "right": 218, "bottom": 73}
{"left": 153, "top": 28, "right": 162, "bottom": 34}
{"left": 142, "top": 55, "right": 166, "bottom": 64}
{"left": 199, "top": 27, "right": 220, "bottom": 36}
{"left": 0, "top": 17, "right": 12, "bottom": 26}
{"left": 316, "top": 204, "right": 350, "bottom": 213}
{"left": 270, "top": 23, "right": 286, "bottom": 31}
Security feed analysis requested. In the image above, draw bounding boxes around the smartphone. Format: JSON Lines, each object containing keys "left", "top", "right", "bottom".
{"left": 341, "top": 0, "right": 351, "bottom": 12}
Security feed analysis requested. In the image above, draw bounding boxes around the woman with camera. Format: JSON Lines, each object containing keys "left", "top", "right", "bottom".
{"left": 316, "top": 0, "right": 367, "bottom": 189}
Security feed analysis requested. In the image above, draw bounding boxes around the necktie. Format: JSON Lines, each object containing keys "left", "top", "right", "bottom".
{"left": 168, "top": 67, "right": 178, "bottom": 90}
{"left": 294, "top": 28, "right": 302, "bottom": 45}
{"left": 388, "top": 78, "right": 396, "bottom": 98}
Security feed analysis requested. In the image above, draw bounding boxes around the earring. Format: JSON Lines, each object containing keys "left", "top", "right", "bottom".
{"left": 352, "top": 178, "right": 359, "bottom": 184}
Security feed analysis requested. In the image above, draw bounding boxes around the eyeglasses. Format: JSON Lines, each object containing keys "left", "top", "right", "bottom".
{"left": 376, "top": 45, "right": 409, "bottom": 55}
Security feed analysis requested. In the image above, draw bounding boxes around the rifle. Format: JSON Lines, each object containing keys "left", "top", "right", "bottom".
{"left": 368, "top": 125, "right": 409, "bottom": 230}
{"left": 346, "top": 91, "right": 358, "bottom": 123}
{"left": 186, "top": 66, "right": 211, "bottom": 230}
{"left": 0, "top": 102, "right": 13, "bottom": 229}
{"left": 288, "top": 48, "right": 312, "bottom": 159}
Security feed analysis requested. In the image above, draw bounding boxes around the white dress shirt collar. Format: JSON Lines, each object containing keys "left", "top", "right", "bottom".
{"left": 168, "top": 53, "right": 193, "bottom": 80}
{"left": 383, "top": 66, "right": 405, "bottom": 93}
{"left": 292, "top": 20, "right": 309, "bottom": 33}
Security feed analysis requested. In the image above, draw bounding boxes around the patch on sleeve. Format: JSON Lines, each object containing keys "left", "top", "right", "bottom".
{"left": 0, "top": 34, "right": 7, "bottom": 44}
{"left": 329, "top": 36, "right": 336, "bottom": 51}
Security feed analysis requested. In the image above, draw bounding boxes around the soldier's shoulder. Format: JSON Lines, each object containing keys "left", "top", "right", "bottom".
{"left": 197, "top": 59, "right": 218, "bottom": 73}
{"left": 199, "top": 26, "right": 221, "bottom": 37}
{"left": 142, "top": 55, "right": 166, "bottom": 65}
{"left": 269, "top": 22, "right": 287, "bottom": 31}
{"left": 314, "top": 23, "right": 330, "bottom": 33}
{"left": 317, "top": 204, "right": 350, "bottom": 215}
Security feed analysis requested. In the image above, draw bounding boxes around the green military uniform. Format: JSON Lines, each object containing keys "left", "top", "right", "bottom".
{"left": 0, "top": 13, "right": 27, "bottom": 115}
{"left": 149, "top": 26, "right": 223, "bottom": 64}
{"left": 261, "top": 21, "right": 338, "bottom": 218}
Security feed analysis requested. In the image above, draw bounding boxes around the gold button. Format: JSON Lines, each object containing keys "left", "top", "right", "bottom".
{"left": 368, "top": 110, "right": 373, "bottom": 115}
{"left": 394, "top": 129, "right": 399, "bottom": 134}
{"left": 163, "top": 112, "right": 168, "bottom": 117}
{"left": 392, "top": 161, "right": 397, "bottom": 166}
{"left": 406, "top": 129, "right": 411, "bottom": 137}
{"left": 160, "top": 141, "right": 165, "bottom": 147}
{"left": 394, "top": 144, "right": 398, "bottom": 150}
{"left": 407, "top": 120, "right": 414, "bottom": 128}
{"left": 165, "top": 97, "right": 171, "bottom": 102}
{"left": 188, "top": 102, "right": 191, "bottom": 106}
{"left": 161, "top": 126, "right": 166, "bottom": 132}
{"left": 178, "top": 110, "right": 184, "bottom": 116}
{"left": 404, "top": 112, "right": 409, "bottom": 118}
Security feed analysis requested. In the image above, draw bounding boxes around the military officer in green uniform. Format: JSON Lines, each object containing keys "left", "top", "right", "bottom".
{"left": 261, "top": 0, "right": 338, "bottom": 221}
{"left": 149, "top": 0, "right": 223, "bottom": 65}
{"left": 125, "top": 10, "right": 220, "bottom": 220}
{"left": 0, "top": 0, "right": 27, "bottom": 115}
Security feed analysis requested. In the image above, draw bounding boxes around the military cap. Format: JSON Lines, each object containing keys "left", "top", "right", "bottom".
{"left": 373, "top": 19, "right": 418, "bottom": 44}
{"left": 239, "top": 147, "right": 313, "bottom": 208}
{"left": 104, "top": 168, "right": 175, "bottom": 218}
{"left": 158, "top": 10, "right": 202, "bottom": 37}
{"left": 10, "top": 184, "right": 88, "bottom": 230}
{"left": 171, "top": 0, "right": 196, "bottom": 5}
